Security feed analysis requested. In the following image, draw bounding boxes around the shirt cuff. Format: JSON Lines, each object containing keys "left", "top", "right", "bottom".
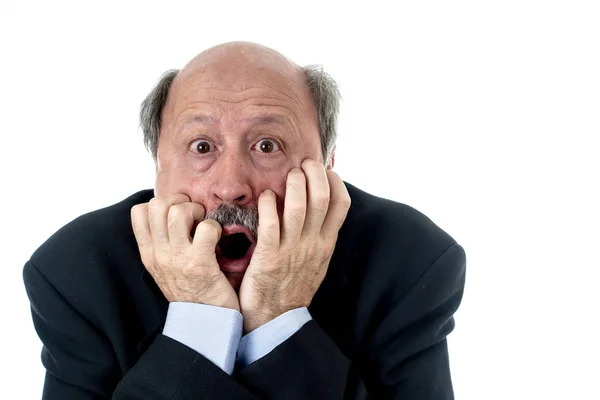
{"left": 236, "top": 307, "right": 312, "bottom": 368}
{"left": 163, "top": 302, "right": 243, "bottom": 375}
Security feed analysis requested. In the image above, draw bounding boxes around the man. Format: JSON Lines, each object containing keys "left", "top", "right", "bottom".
{"left": 24, "top": 42, "right": 466, "bottom": 399}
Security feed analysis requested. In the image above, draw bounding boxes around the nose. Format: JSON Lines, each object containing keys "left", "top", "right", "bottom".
{"left": 210, "top": 152, "right": 253, "bottom": 206}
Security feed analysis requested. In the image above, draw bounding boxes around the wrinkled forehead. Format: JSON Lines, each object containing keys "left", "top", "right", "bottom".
{"left": 164, "top": 59, "right": 315, "bottom": 128}
{"left": 173, "top": 67, "right": 304, "bottom": 102}
{"left": 179, "top": 58, "right": 304, "bottom": 99}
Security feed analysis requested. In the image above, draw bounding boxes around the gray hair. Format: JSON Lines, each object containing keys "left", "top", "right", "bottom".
{"left": 205, "top": 203, "right": 258, "bottom": 239}
{"left": 140, "top": 65, "right": 341, "bottom": 163}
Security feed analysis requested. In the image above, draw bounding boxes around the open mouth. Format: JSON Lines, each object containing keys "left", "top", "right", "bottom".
{"left": 217, "top": 232, "right": 253, "bottom": 260}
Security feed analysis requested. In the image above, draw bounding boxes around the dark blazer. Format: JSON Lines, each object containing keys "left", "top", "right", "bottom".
{"left": 23, "top": 182, "right": 466, "bottom": 399}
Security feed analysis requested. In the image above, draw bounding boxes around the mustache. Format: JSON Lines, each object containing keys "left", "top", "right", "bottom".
{"left": 205, "top": 203, "right": 259, "bottom": 239}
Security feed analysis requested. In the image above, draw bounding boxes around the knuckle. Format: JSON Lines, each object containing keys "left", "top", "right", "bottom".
{"left": 153, "top": 248, "right": 171, "bottom": 267}
{"left": 286, "top": 180, "right": 304, "bottom": 194}
{"left": 131, "top": 203, "right": 147, "bottom": 218}
{"left": 168, "top": 203, "right": 187, "bottom": 221}
{"left": 171, "top": 193, "right": 191, "bottom": 203}
{"left": 338, "top": 195, "right": 351, "bottom": 210}
{"left": 261, "top": 219, "right": 280, "bottom": 233}
{"left": 313, "top": 195, "right": 330, "bottom": 211}
{"left": 343, "top": 192, "right": 352, "bottom": 205}
{"left": 322, "top": 237, "right": 337, "bottom": 254}
{"left": 171, "top": 245, "right": 188, "bottom": 260}
{"left": 169, "top": 202, "right": 185, "bottom": 214}
{"left": 139, "top": 251, "right": 154, "bottom": 269}
{"left": 148, "top": 196, "right": 163, "bottom": 206}
{"left": 148, "top": 197, "right": 166, "bottom": 212}
{"left": 287, "top": 200, "right": 306, "bottom": 214}
{"left": 179, "top": 259, "right": 198, "bottom": 276}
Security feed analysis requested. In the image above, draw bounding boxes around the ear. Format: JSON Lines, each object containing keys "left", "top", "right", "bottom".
{"left": 326, "top": 147, "right": 336, "bottom": 170}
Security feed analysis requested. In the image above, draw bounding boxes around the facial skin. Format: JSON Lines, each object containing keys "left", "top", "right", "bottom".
{"left": 154, "top": 42, "right": 333, "bottom": 288}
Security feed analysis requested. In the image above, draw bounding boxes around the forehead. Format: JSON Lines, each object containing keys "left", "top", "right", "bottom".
{"left": 165, "top": 53, "right": 315, "bottom": 125}
{"left": 173, "top": 71, "right": 305, "bottom": 109}
{"left": 176, "top": 45, "right": 303, "bottom": 91}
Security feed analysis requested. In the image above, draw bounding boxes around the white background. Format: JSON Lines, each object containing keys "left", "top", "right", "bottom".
{"left": 1, "top": 1, "right": 599, "bottom": 398}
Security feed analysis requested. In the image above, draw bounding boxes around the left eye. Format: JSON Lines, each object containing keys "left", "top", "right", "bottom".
{"left": 254, "top": 139, "right": 280, "bottom": 153}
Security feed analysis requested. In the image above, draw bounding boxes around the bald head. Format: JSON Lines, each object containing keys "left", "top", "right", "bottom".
{"left": 167, "top": 42, "right": 307, "bottom": 113}
{"left": 140, "top": 41, "right": 341, "bottom": 166}
{"left": 182, "top": 41, "right": 300, "bottom": 76}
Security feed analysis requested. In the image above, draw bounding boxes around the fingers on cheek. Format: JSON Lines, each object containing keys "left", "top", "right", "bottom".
{"left": 284, "top": 170, "right": 307, "bottom": 234}
{"left": 258, "top": 190, "right": 280, "bottom": 246}
{"left": 286, "top": 169, "right": 307, "bottom": 201}
{"left": 327, "top": 170, "right": 348, "bottom": 200}
{"left": 259, "top": 189, "right": 276, "bottom": 210}
{"left": 320, "top": 170, "right": 351, "bottom": 239}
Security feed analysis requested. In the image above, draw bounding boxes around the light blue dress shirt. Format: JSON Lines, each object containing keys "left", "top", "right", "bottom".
{"left": 163, "top": 303, "right": 312, "bottom": 375}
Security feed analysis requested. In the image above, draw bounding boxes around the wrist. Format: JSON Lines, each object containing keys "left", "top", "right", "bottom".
{"left": 242, "top": 309, "right": 281, "bottom": 334}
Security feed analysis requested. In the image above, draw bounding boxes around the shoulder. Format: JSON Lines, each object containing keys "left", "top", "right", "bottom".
{"left": 25, "top": 189, "right": 155, "bottom": 313}
{"left": 339, "top": 182, "right": 464, "bottom": 289}
{"left": 23, "top": 190, "right": 159, "bottom": 375}
{"left": 29, "top": 189, "right": 154, "bottom": 267}
{"left": 344, "top": 182, "right": 458, "bottom": 251}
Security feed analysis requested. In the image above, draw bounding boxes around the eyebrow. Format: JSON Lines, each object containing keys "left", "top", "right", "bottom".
{"left": 182, "top": 114, "right": 216, "bottom": 126}
{"left": 243, "top": 114, "right": 288, "bottom": 126}
{"left": 181, "top": 113, "right": 289, "bottom": 128}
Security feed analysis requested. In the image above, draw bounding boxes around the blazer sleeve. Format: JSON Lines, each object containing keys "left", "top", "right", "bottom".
{"left": 24, "top": 242, "right": 464, "bottom": 399}
{"left": 361, "top": 243, "right": 467, "bottom": 399}
{"left": 25, "top": 259, "right": 350, "bottom": 400}
{"left": 233, "top": 244, "right": 465, "bottom": 400}
{"left": 23, "top": 260, "right": 258, "bottom": 400}
{"left": 234, "top": 319, "right": 351, "bottom": 399}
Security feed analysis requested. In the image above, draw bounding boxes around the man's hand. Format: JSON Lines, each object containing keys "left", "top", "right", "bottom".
{"left": 131, "top": 194, "right": 240, "bottom": 311}
{"left": 238, "top": 160, "right": 351, "bottom": 333}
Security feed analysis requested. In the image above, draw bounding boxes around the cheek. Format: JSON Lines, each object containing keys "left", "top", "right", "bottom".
{"left": 253, "top": 170, "right": 287, "bottom": 214}
{"left": 155, "top": 159, "right": 202, "bottom": 197}
{"left": 258, "top": 169, "right": 287, "bottom": 194}
{"left": 263, "top": 168, "right": 291, "bottom": 220}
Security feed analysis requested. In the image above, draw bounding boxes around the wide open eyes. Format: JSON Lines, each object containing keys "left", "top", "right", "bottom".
{"left": 189, "top": 138, "right": 281, "bottom": 155}
{"left": 253, "top": 139, "right": 280, "bottom": 153}
{"left": 190, "top": 139, "right": 213, "bottom": 154}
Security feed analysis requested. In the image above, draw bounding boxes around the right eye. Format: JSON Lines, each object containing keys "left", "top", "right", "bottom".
{"left": 190, "top": 139, "right": 213, "bottom": 154}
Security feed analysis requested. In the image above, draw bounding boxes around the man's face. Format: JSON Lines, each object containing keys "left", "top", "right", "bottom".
{"left": 154, "top": 47, "right": 324, "bottom": 289}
